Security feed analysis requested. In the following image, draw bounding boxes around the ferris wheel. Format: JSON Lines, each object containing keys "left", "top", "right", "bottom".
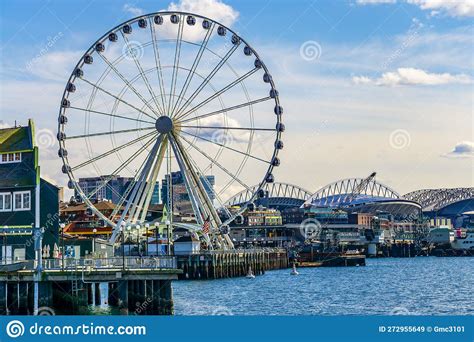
{"left": 57, "top": 11, "right": 284, "bottom": 249}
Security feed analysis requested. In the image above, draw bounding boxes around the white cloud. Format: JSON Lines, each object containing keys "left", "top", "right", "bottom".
{"left": 0, "top": 121, "right": 11, "bottom": 129}
{"left": 25, "top": 50, "right": 83, "bottom": 82}
{"left": 442, "top": 141, "right": 474, "bottom": 158}
{"left": 407, "top": 0, "right": 474, "bottom": 17}
{"left": 167, "top": 0, "right": 239, "bottom": 27}
{"left": 122, "top": 4, "right": 145, "bottom": 17}
{"left": 352, "top": 76, "right": 373, "bottom": 84}
{"left": 356, "top": 0, "right": 474, "bottom": 17}
{"left": 352, "top": 68, "right": 472, "bottom": 86}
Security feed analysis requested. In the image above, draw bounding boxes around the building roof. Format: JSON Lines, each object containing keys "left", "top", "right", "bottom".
{"left": 60, "top": 200, "right": 118, "bottom": 213}
{"left": 0, "top": 120, "right": 34, "bottom": 153}
{"left": 63, "top": 222, "right": 112, "bottom": 235}
{"left": 175, "top": 235, "right": 200, "bottom": 243}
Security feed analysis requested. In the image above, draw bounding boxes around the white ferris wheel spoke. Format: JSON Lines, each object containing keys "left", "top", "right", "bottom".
{"left": 97, "top": 52, "right": 162, "bottom": 117}
{"left": 179, "top": 133, "right": 251, "bottom": 192}
{"left": 176, "top": 68, "right": 259, "bottom": 121}
{"left": 180, "top": 96, "right": 272, "bottom": 124}
{"left": 120, "top": 31, "right": 164, "bottom": 116}
{"left": 172, "top": 41, "right": 241, "bottom": 119}
{"left": 180, "top": 130, "right": 270, "bottom": 164}
{"left": 67, "top": 126, "right": 155, "bottom": 140}
{"left": 69, "top": 106, "right": 155, "bottom": 125}
{"left": 169, "top": 22, "right": 215, "bottom": 117}
{"left": 149, "top": 17, "right": 168, "bottom": 117}
{"left": 79, "top": 77, "right": 157, "bottom": 121}
{"left": 84, "top": 133, "right": 159, "bottom": 202}
{"left": 168, "top": 15, "right": 185, "bottom": 115}
{"left": 71, "top": 130, "right": 157, "bottom": 171}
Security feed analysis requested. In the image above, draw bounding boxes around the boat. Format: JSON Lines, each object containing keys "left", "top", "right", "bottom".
{"left": 290, "top": 263, "right": 299, "bottom": 275}
{"left": 451, "top": 229, "right": 474, "bottom": 251}
{"left": 246, "top": 267, "right": 255, "bottom": 279}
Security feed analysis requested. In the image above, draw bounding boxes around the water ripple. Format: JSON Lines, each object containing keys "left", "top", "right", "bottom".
{"left": 173, "top": 257, "right": 474, "bottom": 315}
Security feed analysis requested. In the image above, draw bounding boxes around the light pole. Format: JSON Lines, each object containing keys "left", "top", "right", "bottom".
{"left": 92, "top": 228, "right": 97, "bottom": 257}
{"left": 154, "top": 222, "right": 159, "bottom": 256}
{"left": 145, "top": 223, "right": 150, "bottom": 256}
{"left": 2, "top": 229, "right": 6, "bottom": 265}
{"left": 126, "top": 225, "right": 131, "bottom": 257}
{"left": 60, "top": 223, "right": 65, "bottom": 270}
{"left": 120, "top": 224, "right": 125, "bottom": 270}
{"left": 136, "top": 224, "right": 141, "bottom": 256}
{"left": 166, "top": 220, "right": 171, "bottom": 255}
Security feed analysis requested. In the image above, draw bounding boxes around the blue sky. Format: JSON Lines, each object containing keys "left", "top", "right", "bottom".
{"left": 0, "top": 0, "right": 473, "bottom": 196}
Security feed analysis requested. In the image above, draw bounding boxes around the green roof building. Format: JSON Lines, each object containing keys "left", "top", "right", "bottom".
{"left": 0, "top": 119, "right": 59, "bottom": 262}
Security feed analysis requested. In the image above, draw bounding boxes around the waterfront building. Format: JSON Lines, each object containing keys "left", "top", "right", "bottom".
{"left": 428, "top": 227, "right": 453, "bottom": 245}
{"left": 245, "top": 207, "right": 282, "bottom": 226}
{"left": 0, "top": 120, "right": 59, "bottom": 262}
{"left": 59, "top": 200, "right": 116, "bottom": 238}
{"left": 174, "top": 235, "right": 201, "bottom": 255}
{"left": 305, "top": 207, "right": 348, "bottom": 224}
{"left": 280, "top": 207, "right": 306, "bottom": 224}
{"left": 348, "top": 213, "right": 374, "bottom": 228}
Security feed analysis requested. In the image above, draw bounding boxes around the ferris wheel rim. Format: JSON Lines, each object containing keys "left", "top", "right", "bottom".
{"left": 57, "top": 10, "right": 283, "bottom": 237}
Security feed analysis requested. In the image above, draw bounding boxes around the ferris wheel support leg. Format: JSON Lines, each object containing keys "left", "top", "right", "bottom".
{"left": 127, "top": 135, "right": 166, "bottom": 222}
{"left": 169, "top": 137, "right": 215, "bottom": 249}
{"left": 173, "top": 135, "right": 234, "bottom": 249}
{"left": 135, "top": 138, "right": 168, "bottom": 223}
{"left": 168, "top": 137, "right": 205, "bottom": 226}
{"left": 174, "top": 136, "right": 221, "bottom": 226}
{"left": 110, "top": 135, "right": 163, "bottom": 244}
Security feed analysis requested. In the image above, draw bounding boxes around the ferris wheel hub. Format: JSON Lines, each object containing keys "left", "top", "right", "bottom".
{"left": 155, "top": 115, "right": 174, "bottom": 134}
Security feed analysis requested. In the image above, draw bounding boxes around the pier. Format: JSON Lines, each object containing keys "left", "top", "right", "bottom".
{"left": 0, "top": 256, "right": 180, "bottom": 315}
{"left": 177, "top": 248, "right": 288, "bottom": 280}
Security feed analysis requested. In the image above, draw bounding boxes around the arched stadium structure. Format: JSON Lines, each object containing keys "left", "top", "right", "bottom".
{"left": 225, "top": 182, "right": 312, "bottom": 211}
{"left": 403, "top": 188, "right": 474, "bottom": 218}
{"left": 303, "top": 177, "right": 422, "bottom": 220}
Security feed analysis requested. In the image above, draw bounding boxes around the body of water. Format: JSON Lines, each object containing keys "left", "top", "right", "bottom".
{"left": 172, "top": 257, "right": 474, "bottom": 315}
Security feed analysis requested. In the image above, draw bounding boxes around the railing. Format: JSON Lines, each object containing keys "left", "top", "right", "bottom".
{"left": 201, "top": 247, "right": 287, "bottom": 255}
{"left": 41, "top": 256, "right": 177, "bottom": 271}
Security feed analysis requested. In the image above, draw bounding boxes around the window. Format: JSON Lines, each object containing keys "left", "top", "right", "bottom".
{"left": 13, "top": 191, "right": 30, "bottom": 211}
{"left": 0, "top": 152, "right": 21, "bottom": 164}
{"left": 0, "top": 193, "right": 12, "bottom": 212}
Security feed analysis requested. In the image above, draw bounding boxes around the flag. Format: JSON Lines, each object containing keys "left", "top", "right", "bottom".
{"left": 202, "top": 215, "right": 210, "bottom": 234}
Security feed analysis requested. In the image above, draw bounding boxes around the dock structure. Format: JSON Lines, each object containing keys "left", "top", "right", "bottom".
{"left": 177, "top": 248, "right": 289, "bottom": 280}
{"left": 0, "top": 256, "right": 180, "bottom": 315}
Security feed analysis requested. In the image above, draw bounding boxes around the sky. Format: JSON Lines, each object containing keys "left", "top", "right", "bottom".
{"left": 0, "top": 0, "right": 473, "bottom": 199}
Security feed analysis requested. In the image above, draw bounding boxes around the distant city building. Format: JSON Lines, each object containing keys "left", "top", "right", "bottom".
{"left": 246, "top": 207, "right": 283, "bottom": 226}
{"left": 76, "top": 175, "right": 159, "bottom": 205}
{"left": 0, "top": 119, "right": 59, "bottom": 262}
{"left": 161, "top": 171, "right": 215, "bottom": 215}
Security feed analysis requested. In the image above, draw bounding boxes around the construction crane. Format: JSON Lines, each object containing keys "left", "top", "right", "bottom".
{"left": 341, "top": 172, "right": 377, "bottom": 206}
